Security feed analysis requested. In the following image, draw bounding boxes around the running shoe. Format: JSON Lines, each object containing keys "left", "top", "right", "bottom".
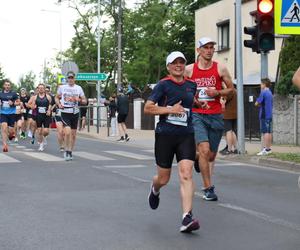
{"left": 38, "top": 142, "right": 44, "bottom": 152}
{"left": 194, "top": 159, "right": 201, "bottom": 173}
{"left": 64, "top": 151, "right": 72, "bottom": 161}
{"left": 14, "top": 137, "right": 19, "bottom": 143}
{"left": 257, "top": 148, "right": 272, "bottom": 156}
{"left": 148, "top": 185, "right": 160, "bottom": 210}
{"left": 2, "top": 144, "right": 8, "bottom": 152}
{"left": 8, "top": 132, "right": 15, "bottom": 141}
{"left": 219, "top": 145, "right": 228, "bottom": 154}
{"left": 203, "top": 185, "right": 218, "bottom": 201}
{"left": 43, "top": 136, "right": 47, "bottom": 145}
{"left": 20, "top": 132, "right": 26, "bottom": 139}
{"left": 180, "top": 212, "right": 200, "bottom": 233}
{"left": 125, "top": 134, "right": 130, "bottom": 142}
{"left": 27, "top": 130, "right": 33, "bottom": 138}
{"left": 117, "top": 136, "right": 125, "bottom": 142}
{"left": 31, "top": 136, "right": 35, "bottom": 144}
{"left": 59, "top": 146, "right": 65, "bottom": 152}
{"left": 69, "top": 151, "right": 73, "bottom": 160}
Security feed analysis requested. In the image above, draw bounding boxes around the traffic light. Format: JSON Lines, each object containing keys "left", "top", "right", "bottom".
{"left": 244, "top": 24, "right": 258, "bottom": 53}
{"left": 257, "top": 0, "right": 275, "bottom": 52}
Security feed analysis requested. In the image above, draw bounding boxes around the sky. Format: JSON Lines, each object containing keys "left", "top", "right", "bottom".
{"left": 0, "top": 0, "right": 137, "bottom": 84}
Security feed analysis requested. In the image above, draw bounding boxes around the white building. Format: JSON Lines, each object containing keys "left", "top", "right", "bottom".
{"left": 195, "top": 0, "right": 283, "bottom": 83}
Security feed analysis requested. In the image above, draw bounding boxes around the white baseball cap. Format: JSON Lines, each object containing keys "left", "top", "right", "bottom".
{"left": 198, "top": 37, "right": 216, "bottom": 48}
{"left": 166, "top": 51, "right": 187, "bottom": 66}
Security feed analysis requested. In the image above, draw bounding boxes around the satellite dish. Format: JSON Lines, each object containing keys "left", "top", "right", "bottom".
{"left": 61, "top": 61, "right": 79, "bottom": 76}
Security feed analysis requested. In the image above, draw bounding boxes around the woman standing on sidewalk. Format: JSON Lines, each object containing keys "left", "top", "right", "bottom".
{"left": 144, "top": 51, "right": 199, "bottom": 233}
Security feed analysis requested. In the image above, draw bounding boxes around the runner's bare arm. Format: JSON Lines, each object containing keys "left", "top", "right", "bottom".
{"left": 55, "top": 94, "right": 63, "bottom": 109}
{"left": 28, "top": 95, "right": 37, "bottom": 109}
{"left": 184, "top": 64, "right": 194, "bottom": 78}
{"left": 218, "top": 64, "right": 234, "bottom": 97}
{"left": 292, "top": 67, "right": 300, "bottom": 89}
{"left": 80, "top": 95, "right": 87, "bottom": 105}
{"left": 144, "top": 100, "right": 185, "bottom": 115}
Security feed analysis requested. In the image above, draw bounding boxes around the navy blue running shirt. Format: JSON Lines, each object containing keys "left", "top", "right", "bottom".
{"left": 148, "top": 76, "right": 197, "bottom": 135}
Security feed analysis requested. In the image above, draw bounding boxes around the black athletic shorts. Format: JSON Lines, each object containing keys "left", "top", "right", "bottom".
{"left": 61, "top": 112, "right": 79, "bottom": 129}
{"left": 117, "top": 113, "right": 127, "bottom": 123}
{"left": 224, "top": 119, "right": 237, "bottom": 134}
{"left": 0, "top": 114, "right": 16, "bottom": 127}
{"left": 36, "top": 114, "right": 51, "bottom": 128}
{"left": 154, "top": 133, "right": 195, "bottom": 169}
{"left": 15, "top": 114, "right": 23, "bottom": 122}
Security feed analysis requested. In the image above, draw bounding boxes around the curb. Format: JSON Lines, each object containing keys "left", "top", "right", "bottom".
{"left": 219, "top": 154, "right": 300, "bottom": 172}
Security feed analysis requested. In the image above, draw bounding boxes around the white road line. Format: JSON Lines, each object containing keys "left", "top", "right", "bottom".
{"left": 15, "top": 146, "right": 26, "bottom": 149}
{"left": 105, "top": 150, "right": 153, "bottom": 160}
{"left": 218, "top": 203, "right": 300, "bottom": 232}
{"left": 102, "top": 164, "right": 147, "bottom": 169}
{"left": 142, "top": 149, "right": 154, "bottom": 153}
{"left": 298, "top": 176, "right": 300, "bottom": 190}
{"left": 23, "top": 148, "right": 34, "bottom": 151}
{"left": 73, "top": 151, "right": 114, "bottom": 161}
{"left": 194, "top": 191, "right": 300, "bottom": 231}
{"left": 91, "top": 165, "right": 150, "bottom": 183}
{"left": 0, "top": 154, "right": 20, "bottom": 163}
{"left": 23, "top": 152, "right": 63, "bottom": 162}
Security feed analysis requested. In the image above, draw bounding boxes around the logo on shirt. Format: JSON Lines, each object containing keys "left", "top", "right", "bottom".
{"left": 194, "top": 76, "right": 216, "bottom": 87}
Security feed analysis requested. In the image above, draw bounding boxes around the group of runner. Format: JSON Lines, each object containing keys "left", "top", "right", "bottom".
{"left": 0, "top": 71, "right": 86, "bottom": 161}
{"left": 145, "top": 37, "right": 234, "bottom": 233}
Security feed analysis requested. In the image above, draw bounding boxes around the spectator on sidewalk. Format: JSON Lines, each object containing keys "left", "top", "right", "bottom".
{"left": 221, "top": 88, "right": 238, "bottom": 155}
{"left": 105, "top": 94, "right": 117, "bottom": 137}
{"left": 255, "top": 78, "right": 273, "bottom": 156}
{"left": 292, "top": 66, "right": 300, "bottom": 88}
{"left": 116, "top": 89, "right": 130, "bottom": 142}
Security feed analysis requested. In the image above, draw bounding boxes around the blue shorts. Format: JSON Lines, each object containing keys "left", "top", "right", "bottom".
{"left": 192, "top": 113, "right": 224, "bottom": 153}
{"left": 260, "top": 119, "right": 272, "bottom": 133}
{"left": 0, "top": 114, "right": 16, "bottom": 127}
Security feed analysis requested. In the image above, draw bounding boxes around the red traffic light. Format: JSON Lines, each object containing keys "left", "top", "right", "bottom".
{"left": 258, "top": 0, "right": 273, "bottom": 14}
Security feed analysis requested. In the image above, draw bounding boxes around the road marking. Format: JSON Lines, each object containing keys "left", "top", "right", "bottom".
{"left": 73, "top": 151, "right": 114, "bottom": 161}
{"left": 105, "top": 150, "right": 153, "bottom": 160}
{"left": 23, "top": 148, "right": 34, "bottom": 151}
{"left": 219, "top": 203, "right": 300, "bottom": 232}
{"left": 23, "top": 152, "right": 63, "bottom": 161}
{"left": 298, "top": 176, "right": 300, "bottom": 190}
{"left": 15, "top": 146, "right": 26, "bottom": 149}
{"left": 91, "top": 165, "right": 150, "bottom": 183}
{"left": 0, "top": 153, "right": 20, "bottom": 163}
{"left": 142, "top": 149, "right": 154, "bottom": 153}
{"left": 102, "top": 164, "right": 147, "bottom": 169}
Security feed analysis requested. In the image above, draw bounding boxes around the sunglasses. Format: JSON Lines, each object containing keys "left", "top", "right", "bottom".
{"left": 68, "top": 76, "right": 74, "bottom": 79}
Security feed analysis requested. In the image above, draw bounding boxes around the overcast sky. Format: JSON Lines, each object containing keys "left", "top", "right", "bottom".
{"left": 0, "top": 0, "right": 136, "bottom": 84}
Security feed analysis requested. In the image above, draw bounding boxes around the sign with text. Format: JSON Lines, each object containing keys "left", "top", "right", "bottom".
{"left": 76, "top": 73, "right": 108, "bottom": 81}
{"left": 275, "top": 0, "right": 300, "bottom": 34}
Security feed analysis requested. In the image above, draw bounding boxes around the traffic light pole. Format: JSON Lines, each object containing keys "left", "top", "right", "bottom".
{"left": 261, "top": 52, "right": 268, "bottom": 79}
{"left": 236, "top": 0, "right": 246, "bottom": 154}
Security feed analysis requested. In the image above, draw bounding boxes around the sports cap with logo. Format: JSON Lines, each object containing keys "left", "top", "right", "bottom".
{"left": 67, "top": 71, "right": 76, "bottom": 78}
{"left": 198, "top": 37, "right": 216, "bottom": 48}
{"left": 166, "top": 51, "right": 187, "bottom": 66}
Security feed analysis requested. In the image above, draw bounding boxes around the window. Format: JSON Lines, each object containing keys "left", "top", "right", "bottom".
{"left": 217, "top": 20, "right": 230, "bottom": 51}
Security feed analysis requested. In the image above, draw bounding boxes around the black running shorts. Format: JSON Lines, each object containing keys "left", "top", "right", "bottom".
{"left": 36, "top": 114, "right": 51, "bottom": 128}
{"left": 61, "top": 112, "right": 79, "bottom": 129}
{"left": 154, "top": 133, "right": 195, "bottom": 169}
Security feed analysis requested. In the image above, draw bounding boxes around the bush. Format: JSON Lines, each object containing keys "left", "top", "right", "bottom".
{"left": 275, "top": 71, "right": 300, "bottom": 96}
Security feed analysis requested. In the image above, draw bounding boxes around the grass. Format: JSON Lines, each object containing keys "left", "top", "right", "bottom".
{"left": 267, "top": 153, "right": 300, "bottom": 164}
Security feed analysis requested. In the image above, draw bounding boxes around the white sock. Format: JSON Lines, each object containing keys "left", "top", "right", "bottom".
{"left": 152, "top": 186, "right": 159, "bottom": 196}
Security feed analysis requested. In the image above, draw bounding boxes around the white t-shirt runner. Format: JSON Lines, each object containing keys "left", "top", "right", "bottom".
{"left": 57, "top": 84, "right": 85, "bottom": 114}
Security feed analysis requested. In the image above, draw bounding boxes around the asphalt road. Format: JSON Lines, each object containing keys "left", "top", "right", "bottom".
{"left": 0, "top": 134, "right": 299, "bottom": 250}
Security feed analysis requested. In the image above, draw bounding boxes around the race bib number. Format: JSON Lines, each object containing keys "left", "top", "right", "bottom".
{"left": 62, "top": 107, "right": 74, "bottom": 113}
{"left": 28, "top": 109, "right": 33, "bottom": 115}
{"left": 166, "top": 107, "right": 190, "bottom": 127}
{"left": 197, "top": 87, "right": 215, "bottom": 102}
{"left": 2, "top": 101, "right": 10, "bottom": 109}
{"left": 38, "top": 107, "right": 46, "bottom": 114}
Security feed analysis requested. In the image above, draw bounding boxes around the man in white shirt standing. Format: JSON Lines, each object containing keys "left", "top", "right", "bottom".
{"left": 55, "top": 71, "right": 87, "bottom": 161}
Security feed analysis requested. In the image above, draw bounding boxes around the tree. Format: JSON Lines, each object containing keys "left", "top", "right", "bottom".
{"left": 18, "top": 71, "right": 36, "bottom": 92}
{"left": 276, "top": 36, "right": 300, "bottom": 96}
{"left": 0, "top": 65, "right": 6, "bottom": 86}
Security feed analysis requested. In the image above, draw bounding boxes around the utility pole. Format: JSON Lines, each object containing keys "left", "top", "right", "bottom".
{"left": 97, "top": 0, "right": 101, "bottom": 106}
{"left": 117, "top": 0, "right": 123, "bottom": 92}
{"left": 236, "top": 0, "right": 246, "bottom": 154}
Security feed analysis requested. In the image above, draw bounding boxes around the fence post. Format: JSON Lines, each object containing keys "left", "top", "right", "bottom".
{"left": 87, "top": 104, "right": 90, "bottom": 133}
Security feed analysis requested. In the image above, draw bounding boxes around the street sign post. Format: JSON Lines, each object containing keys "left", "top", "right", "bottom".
{"left": 275, "top": 0, "right": 300, "bottom": 34}
{"left": 75, "top": 73, "right": 108, "bottom": 81}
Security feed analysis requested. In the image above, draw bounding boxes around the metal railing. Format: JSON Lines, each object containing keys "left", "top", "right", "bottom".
{"left": 78, "top": 104, "right": 109, "bottom": 136}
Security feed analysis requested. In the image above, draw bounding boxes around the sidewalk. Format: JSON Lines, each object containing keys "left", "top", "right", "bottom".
{"left": 78, "top": 126, "right": 300, "bottom": 172}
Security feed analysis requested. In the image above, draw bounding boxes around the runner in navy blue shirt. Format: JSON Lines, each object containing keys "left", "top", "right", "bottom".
{"left": 255, "top": 78, "right": 273, "bottom": 155}
{"left": 0, "top": 80, "right": 19, "bottom": 152}
{"left": 144, "top": 51, "right": 199, "bottom": 233}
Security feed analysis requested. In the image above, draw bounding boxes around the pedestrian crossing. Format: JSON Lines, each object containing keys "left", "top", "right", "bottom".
{"left": 0, "top": 147, "right": 155, "bottom": 164}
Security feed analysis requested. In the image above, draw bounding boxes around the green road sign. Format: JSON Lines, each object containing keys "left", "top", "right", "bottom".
{"left": 76, "top": 73, "right": 108, "bottom": 81}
